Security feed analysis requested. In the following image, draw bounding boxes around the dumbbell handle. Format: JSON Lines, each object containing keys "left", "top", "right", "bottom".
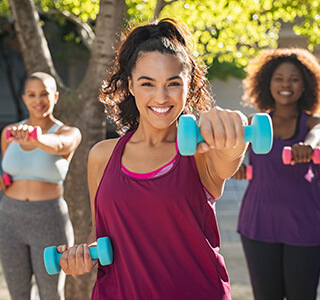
{"left": 193, "top": 124, "right": 253, "bottom": 145}
{"left": 54, "top": 245, "right": 100, "bottom": 262}
{"left": 6, "top": 127, "right": 39, "bottom": 141}
{"left": 282, "top": 146, "right": 320, "bottom": 165}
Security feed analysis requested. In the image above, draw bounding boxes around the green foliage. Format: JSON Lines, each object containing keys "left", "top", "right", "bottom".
{"left": 159, "top": 0, "right": 283, "bottom": 78}
{"left": 125, "top": 0, "right": 320, "bottom": 79}
{"left": 0, "top": 0, "right": 10, "bottom": 17}
{"left": 291, "top": 0, "right": 320, "bottom": 50}
{"left": 2, "top": 0, "right": 320, "bottom": 79}
{"left": 35, "top": 0, "right": 100, "bottom": 22}
{"left": 126, "top": 0, "right": 157, "bottom": 23}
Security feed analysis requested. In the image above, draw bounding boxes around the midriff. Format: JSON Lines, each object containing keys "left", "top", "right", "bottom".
{"left": 4, "top": 180, "right": 63, "bottom": 201}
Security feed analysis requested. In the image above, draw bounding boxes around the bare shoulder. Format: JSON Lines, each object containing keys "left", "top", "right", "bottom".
{"left": 88, "top": 137, "right": 120, "bottom": 174}
{"left": 307, "top": 113, "right": 320, "bottom": 129}
{"left": 90, "top": 137, "right": 120, "bottom": 159}
{"left": 56, "top": 123, "right": 81, "bottom": 136}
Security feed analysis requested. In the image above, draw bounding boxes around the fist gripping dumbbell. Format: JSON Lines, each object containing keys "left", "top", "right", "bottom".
{"left": 6, "top": 126, "right": 40, "bottom": 141}
{"left": 282, "top": 146, "right": 320, "bottom": 165}
{"left": 43, "top": 237, "right": 113, "bottom": 275}
{"left": 177, "top": 113, "right": 273, "bottom": 155}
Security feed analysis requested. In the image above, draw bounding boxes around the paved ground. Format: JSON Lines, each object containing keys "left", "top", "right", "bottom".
{"left": 216, "top": 179, "right": 254, "bottom": 300}
{"left": 0, "top": 179, "right": 253, "bottom": 299}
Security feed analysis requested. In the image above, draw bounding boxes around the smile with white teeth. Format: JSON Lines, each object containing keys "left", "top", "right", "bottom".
{"left": 279, "top": 90, "right": 292, "bottom": 96}
{"left": 150, "top": 107, "right": 171, "bottom": 113}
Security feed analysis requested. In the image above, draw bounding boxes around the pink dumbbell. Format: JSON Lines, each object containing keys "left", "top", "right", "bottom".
{"left": 246, "top": 165, "right": 253, "bottom": 180}
{"left": 282, "top": 146, "right": 320, "bottom": 165}
{"left": 2, "top": 173, "right": 12, "bottom": 186}
{"left": 6, "top": 127, "right": 39, "bottom": 141}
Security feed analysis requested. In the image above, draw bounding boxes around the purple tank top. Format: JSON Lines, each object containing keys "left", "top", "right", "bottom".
{"left": 92, "top": 131, "right": 231, "bottom": 300}
{"left": 238, "top": 112, "right": 320, "bottom": 246}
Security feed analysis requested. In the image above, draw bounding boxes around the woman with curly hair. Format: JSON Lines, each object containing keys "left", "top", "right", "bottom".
{"left": 56, "top": 18, "right": 250, "bottom": 299}
{"left": 233, "top": 48, "right": 320, "bottom": 300}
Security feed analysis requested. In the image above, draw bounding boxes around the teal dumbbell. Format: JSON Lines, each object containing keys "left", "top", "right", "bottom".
{"left": 177, "top": 113, "right": 273, "bottom": 155}
{"left": 43, "top": 237, "right": 113, "bottom": 275}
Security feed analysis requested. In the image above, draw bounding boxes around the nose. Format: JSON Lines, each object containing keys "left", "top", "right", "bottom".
{"left": 155, "top": 86, "right": 169, "bottom": 104}
{"left": 281, "top": 79, "right": 291, "bottom": 88}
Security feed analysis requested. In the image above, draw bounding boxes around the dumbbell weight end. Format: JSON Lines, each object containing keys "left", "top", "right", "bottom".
{"left": 2, "top": 173, "right": 12, "bottom": 186}
{"left": 246, "top": 165, "right": 253, "bottom": 181}
{"left": 312, "top": 148, "right": 320, "bottom": 164}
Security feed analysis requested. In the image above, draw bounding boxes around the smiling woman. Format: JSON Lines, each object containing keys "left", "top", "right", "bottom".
{"left": 0, "top": 72, "right": 82, "bottom": 300}
{"left": 233, "top": 48, "right": 320, "bottom": 300}
{"left": 55, "top": 18, "right": 250, "bottom": 300}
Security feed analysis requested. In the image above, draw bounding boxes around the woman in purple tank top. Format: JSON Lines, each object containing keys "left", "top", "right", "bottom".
{"left": 233, "top": 48, "right": 320, "bottom": 300}
{"left": 57, "top": 18, "right": 249, "bottom": 300}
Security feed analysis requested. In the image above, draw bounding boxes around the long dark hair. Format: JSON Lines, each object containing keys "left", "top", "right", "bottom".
{"left": 99, "top": 18, "right": 213, "bottom": 135}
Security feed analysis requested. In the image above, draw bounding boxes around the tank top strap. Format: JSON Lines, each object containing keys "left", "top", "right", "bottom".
{"left": 106, "top": 131, "right": 135, "bottom": 171}
{"left": 48, "top": 120, "right": 63, "bottom": 134}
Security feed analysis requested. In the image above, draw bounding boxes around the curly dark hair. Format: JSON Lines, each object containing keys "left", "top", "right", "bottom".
{"left": 99, "top": 18, "right": 213, "bottom": 135}
{"left": 242, "top": 48, "right": 320, "bottom": 114}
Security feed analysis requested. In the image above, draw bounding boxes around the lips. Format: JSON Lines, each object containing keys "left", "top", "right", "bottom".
{"left": 150, "top": 106, "right": 172, "bottom": 114}
{"left": 279, "top": 90, "right": 292, "bottom": 96}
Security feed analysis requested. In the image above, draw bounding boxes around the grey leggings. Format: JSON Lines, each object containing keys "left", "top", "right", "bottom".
{"left": 0, "top": 195, "right": 74, "bottom": 300}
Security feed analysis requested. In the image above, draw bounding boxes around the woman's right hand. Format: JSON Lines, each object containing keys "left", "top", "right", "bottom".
{"left": 57, "top": 244, "right": 95, "bottom": 277}
{"left": 232, "top": 163, "right": 247, "bottom": 180}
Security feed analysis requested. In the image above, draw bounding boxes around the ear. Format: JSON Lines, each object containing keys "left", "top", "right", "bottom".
{"left": 128, "top": 77, "right": 134, "bottom": 96}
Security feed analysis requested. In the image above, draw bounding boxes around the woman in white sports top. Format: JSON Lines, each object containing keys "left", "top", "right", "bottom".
{"left": 0, "top": 72, "right": 82, "bottom": 300}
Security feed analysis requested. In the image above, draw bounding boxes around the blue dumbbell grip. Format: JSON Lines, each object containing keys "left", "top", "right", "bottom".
{"left": 243, "top": 125, "right": 253, "bottom": 143}
{"left": 55, "top": 247, "right": 98, "bottom": 262}
{"left": 195, "top": 124, "right": 251, "bottom": 143}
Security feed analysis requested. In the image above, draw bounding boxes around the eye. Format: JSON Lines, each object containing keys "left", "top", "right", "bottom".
{"left": 141, "top": 82, "right": 153, "bottom": 87}
{"left": 168, "top": 81, "right": 181, "bottom": 87}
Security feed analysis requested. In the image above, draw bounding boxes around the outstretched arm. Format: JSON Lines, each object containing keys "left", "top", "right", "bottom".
{"left": 194, "top": 106, "right": 248, "bottom": 199}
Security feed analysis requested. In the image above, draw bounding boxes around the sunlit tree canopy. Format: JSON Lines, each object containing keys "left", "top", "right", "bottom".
{"left": 1, "top": 0, "right": 320, "bottom": 79}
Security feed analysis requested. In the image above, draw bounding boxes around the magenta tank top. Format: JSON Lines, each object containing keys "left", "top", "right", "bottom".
{"left": 238, "top": 112, "right": 320, "bottom": 246}
{"left": 92, "top": 131, "right": 231, "bottom": 300}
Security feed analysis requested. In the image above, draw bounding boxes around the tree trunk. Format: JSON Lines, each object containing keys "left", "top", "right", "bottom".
{"left": 8, "top": 0, "right": 64, "bottom": 87}
{"left": 8, "top": 0, "right": 126, "bottom": 299}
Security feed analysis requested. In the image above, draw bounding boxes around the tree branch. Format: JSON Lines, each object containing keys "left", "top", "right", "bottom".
{"left": 154, "top": 0, "right": 178, "bottom": 19}
{"left": 44, "top": 8, "right": 96, "bottom": 50}
{"left": 7, "top": 0, "right": 66, "bottom": 90}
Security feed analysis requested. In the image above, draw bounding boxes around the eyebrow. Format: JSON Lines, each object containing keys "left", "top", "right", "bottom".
{"left": 137, "top": 75, "right": 182, "bottom": 81}
{"left": 273, "top": 72, "right": 301, "bottom": 77}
